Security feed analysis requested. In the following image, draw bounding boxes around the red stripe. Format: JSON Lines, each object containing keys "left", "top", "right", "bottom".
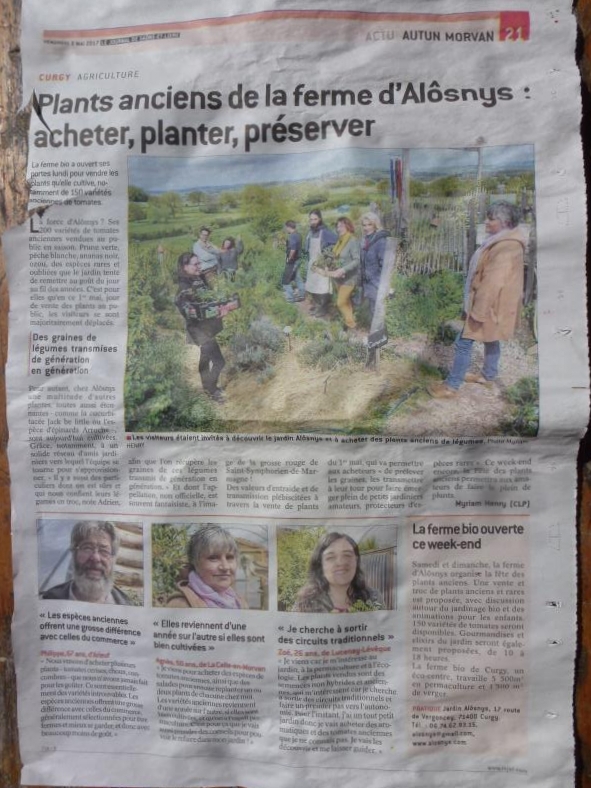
{"left": 44, "top": 9, "right": 524, "bottom": 40}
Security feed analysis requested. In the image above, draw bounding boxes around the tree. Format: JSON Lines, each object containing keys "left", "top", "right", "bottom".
{"left": 429, "top": 175, "right": 463, "bottom": 197}
{"left": 219, "top": 191, "right": 239, "bottom": 210}
{"left": 129, "top": 185, "right": 149, "bottom": 202}
{"left": 277, "top": 527, "right": 326, "bottom": 611}
{"left": 146, "top": 192, "right": 183, "bottom": 222}
{"left": 160, "top": 191, "right": 183, "bottom": 217}
{"left": 300, "top": 187, "right": 329, "bottom": 207}
{"left": 187, "top": 190, "right": 205, "bottom": 205}
{"left": 129, "top": 202, "right": 147, "bottom": 222}
{"left": 505, "top": 171, "right": 534, "bottom": 194}
{"left": 201, "top": 193, "right": 221, "bottom": 214}
{"left": 146, "top": 196, "right": 170, "bottom": 224}
{"left": 241, "top": 184, "right": 293, "bottom": 241}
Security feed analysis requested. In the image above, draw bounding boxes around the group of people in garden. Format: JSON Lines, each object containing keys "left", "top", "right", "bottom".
{"left": 174, "top": 199, "right": 527, "bottom": 404}
{"left": 281, "top": 208, "right": 390, "bottom": 338}
{"left": 282, "top": 200, "right": 527, "bottom": 398}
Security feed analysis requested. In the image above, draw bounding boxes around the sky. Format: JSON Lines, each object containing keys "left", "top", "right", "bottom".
{"left": 128, "top": 144, "right": 534, "bottom": 193}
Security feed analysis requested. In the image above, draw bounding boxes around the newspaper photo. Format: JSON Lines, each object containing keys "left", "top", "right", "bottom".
{"left": 4, "top": 1, "right": 587, "bottom": 786}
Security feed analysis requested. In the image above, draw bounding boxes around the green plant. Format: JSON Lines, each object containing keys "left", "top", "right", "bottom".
{"left": 226, "top": 317, "right": 285, "bottom": 376}
{"left": 129, "top": 185, "right": 149, "bottom": 202}
{"left": 500, "top": 377, "right": 539, "bottom": 436}
{"left": 358, "top": 537, "right": 379, "bottom": 552}
{"left": 129, "top": 203, "right": 147, "bottom": 222}
{"left": 437, "top": 322, "right": 461, "bottom": 345}
{"left": 299, "top": 335, "right": 366, "bottom": 371}
{"left": 124, "top": 333, "right": 220, "bottom": 431}
{"left": 129, "top": 224, "right": 191, "bottom": 242}
{"left": 300, "top": 188, "right": 330, "bottom": 207}
{"left": 277, "top": 527, "right": 326, "bottom": 611}
{"left": 349, "top": 598, "right": 382, "bottom": 612}
{"left": 257, "top": 366, "right": 276, "bottom": 384}
{"left": 240, "top": 184, "right": 296, "bottom": 240}
{"left": 152, "top": 524, "right": 190, "bottom": 604}
{"left": 385, "top": 270, "right": 464, "bottom": 338}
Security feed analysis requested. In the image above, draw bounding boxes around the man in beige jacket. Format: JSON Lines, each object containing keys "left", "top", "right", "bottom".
{"left": 429, "top": 201, "right": 526, "bottom": 398}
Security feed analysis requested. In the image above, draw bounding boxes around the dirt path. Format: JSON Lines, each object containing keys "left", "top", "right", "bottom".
{"left": 386, "top": 379, "right": 511, "bottom": 436}
{"left": 385, "top": 330, "right": 538, "bottom": 436}
{"left": 220, "top": 339, "right": 418, "bottom": 433}
{"left": 182, "top": 325, "right": 537, "bottom": 436}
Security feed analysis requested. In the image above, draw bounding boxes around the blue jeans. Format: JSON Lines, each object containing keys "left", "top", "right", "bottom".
{"left": 446, "top": 334, "right": 500, "bottom": 390}
{"left": 283, "top": 269, "right": 305, "bottom": 301}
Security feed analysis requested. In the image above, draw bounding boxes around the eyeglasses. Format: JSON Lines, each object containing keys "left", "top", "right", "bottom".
{"left": 75, "top": 543, "right": 113, "bottom": 559}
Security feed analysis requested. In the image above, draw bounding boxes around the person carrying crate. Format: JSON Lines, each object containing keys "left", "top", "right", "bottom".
{"left": 175, "top": 251, "right": 227, "bottom": 403}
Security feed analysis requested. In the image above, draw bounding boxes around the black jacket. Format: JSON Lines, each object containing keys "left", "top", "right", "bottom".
{"left": 175, "top": 273, "right": 223, "bottom": 345}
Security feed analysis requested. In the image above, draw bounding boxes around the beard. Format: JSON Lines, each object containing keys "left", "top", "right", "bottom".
{"left": 72, "top": 564, "right": 114, "bottom": 602}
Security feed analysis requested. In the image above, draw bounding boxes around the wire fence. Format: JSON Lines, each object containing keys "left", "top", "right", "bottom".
{"left": 394, "top": 191, "right": 536, "bottom": 287}
{"left": 360, "top": 546, "right": 396, "bottom": 610}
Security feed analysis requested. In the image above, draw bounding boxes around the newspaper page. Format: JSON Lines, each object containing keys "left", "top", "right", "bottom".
{"left": 5, "top": 1, "right": 587, "bottom": 786}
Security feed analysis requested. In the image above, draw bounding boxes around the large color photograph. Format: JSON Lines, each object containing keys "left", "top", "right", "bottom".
{"left": 125, "top": 145, "right": 537, "bottom": 436}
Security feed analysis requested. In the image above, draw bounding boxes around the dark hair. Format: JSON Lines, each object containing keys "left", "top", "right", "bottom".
{"left": 336, "top": 216, "right": 355, "bottom": 234}
{"left": 199, "top": 226, "right": 211, "bottom": 235}
{"left": 285, "top": 220, "right": 297, "bottom": 230}
{"left": 177, "top": 251, "right": 199, "bottom": 275}
{"left": 222, "top": 236, "right": 235, "bottom": 249}
{"left": 309, "top": 209, "right": 323, "bottom": 222}
{"left": 176, "top": 252, "right": 202, "bottom": 286}
{"left": 486, "top": 200, "right": 520, "bottom": 229}
{"left": 295, "top": 532, "right": 371, "bottom": 609}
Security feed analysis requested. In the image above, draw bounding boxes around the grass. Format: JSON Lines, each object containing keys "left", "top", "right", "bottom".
{"left": 125, "top": 180, "right": 537, "bottom": 436}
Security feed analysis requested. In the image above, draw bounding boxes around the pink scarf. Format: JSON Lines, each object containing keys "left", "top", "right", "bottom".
{"left": 188, "top": 570, "right": 243, "bottom": 609}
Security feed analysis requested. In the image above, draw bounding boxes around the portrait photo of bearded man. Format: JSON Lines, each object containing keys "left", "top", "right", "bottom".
{"left": 40, "top": 520, "right": 137, "bottom": 605}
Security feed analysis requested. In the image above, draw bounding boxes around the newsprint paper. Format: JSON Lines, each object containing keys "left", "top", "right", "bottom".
{"left": 5, "top": 1, "right": 587, "bottom": 786}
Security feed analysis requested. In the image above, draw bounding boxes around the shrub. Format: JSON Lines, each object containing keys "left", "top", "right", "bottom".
{"left": 151, "top": 524, "right": 190, "bottom": 605}
{"left": 248, "top": 317, "right": 285, "bottom": 351}
{"left": 129, "top": 203, "right": 147, "bottom": 222}
{"left": 500, "top": 377, "right": 539, "bottom": 436}
{"left": 129, "top": 225, "right": 190, "bottom": 242}
{"left": 385, "top": 270, "right": 464, "bottom": 338}
{"left": 257, "top": 366, "right": 276, "bottom": 384}
{"left": 277, "top": 527, "right": 326, "bottom": 611}
{"left": 241, "top": 184, "right": 296, "bottom": 241}
{"left": 226, "top": 317, "right": 285, "bottom": 376}
{"left": 129, "top": 185, "right": 149, "bottom": 202}
{"left": 299, "top": 335, "right": 366, "bottom": 371}
{"left": 301, "top": 189, "right": 330, "bottom": 207}
{"left": 124, "top": 333, "right": 219, "bottom": 432}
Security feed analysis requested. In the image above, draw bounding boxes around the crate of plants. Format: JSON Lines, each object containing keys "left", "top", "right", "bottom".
{"left": 181, "top": 285, "right": 241, "bottom": 320}
{"left": 195, "top": 293, "right": 241, "bottom": 320}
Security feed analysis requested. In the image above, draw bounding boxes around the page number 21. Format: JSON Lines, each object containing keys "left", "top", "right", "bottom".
{"left": 503, "top": 26, "right": 524, "bottom": 41}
